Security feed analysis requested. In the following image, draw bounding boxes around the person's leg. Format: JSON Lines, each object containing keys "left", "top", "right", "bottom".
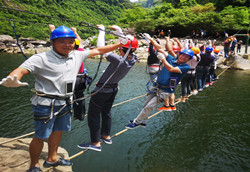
{"left": 164, "top": 97, "right": 170, "bottom": 106}
{"left": 158, "top": 96, "right": 171, "bottom": 111}
{"left": 29, "top": 137, "right": 44, "bottom": 168}
{"left": 101, "top": 91, "right": 118, "bottom": 140}
{"left": 169, "top": 93, "right": 175, "bottom": 105}
{"left": 88, "top": 92, "right": 111, "bottom": 146}
{"left": 196, "top": 67, "right": 203, "bottom": 90}
{"left": 189, "top": 72, "right": 195, "bottom": 91}
{"left": 203, "top": 67, "right": 210, "bottom": 87}
{"left": 47, "top": 131, "right": 63, "bottom": 162}
{"left": 181, "top": 75, "right": 189, "bottom": 101}
{"left": 135, "top": 90, "right": 169, "bottom": 124}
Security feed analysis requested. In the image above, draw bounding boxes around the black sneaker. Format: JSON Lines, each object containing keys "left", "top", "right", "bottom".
{"left": 77, "top": 142, "right": 102, "bottom": 151}
{"left": 43, "top": 158, "right": 72, "bottom": 168}
{"left": 100, "top": 136, "right": 112, "bottom": 144}
{"left": 126, "top": 120, "right": 146, "bottom": 129}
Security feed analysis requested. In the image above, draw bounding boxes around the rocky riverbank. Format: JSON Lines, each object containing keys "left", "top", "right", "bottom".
{"left": 0, "top": 137, "right": 72, "bottom": 172}
{"left": 1, "top": 34, "right": 250, "bottom": 70}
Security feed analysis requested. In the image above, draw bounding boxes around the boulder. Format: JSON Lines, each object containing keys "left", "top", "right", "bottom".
{"left": 0, "top": 35, "right": 15, "bottom": 42}
{"left": 224, "top": 54, "right": 250, "bottom": 70}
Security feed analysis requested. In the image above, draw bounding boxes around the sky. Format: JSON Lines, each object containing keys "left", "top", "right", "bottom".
{"left": 130, "top": 0, "right": 138, "bottom": 2}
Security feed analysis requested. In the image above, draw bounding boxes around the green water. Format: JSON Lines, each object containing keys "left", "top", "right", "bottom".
{"left": 0, "top": 53, "right": 250, "bottom": 172}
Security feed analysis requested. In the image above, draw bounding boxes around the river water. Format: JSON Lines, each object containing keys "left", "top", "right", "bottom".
{"left": 0, "top": 53, "right": 250, "bottom": 172}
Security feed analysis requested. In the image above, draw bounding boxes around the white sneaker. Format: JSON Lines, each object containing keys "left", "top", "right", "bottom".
{"left": 191, "top": 90, "right": 198, "bottom": 95}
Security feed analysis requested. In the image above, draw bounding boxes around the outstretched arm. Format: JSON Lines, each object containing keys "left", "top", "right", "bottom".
{"left": 144, "top": 34, "right": 181, "bottom": 74}
{"left": 157, "top": 53, "right": 182, "bottom": 73}
{"left": 0, "top": 67, "right": 30, "bottom": 87}
{"left": 165, "top": 36, "right": 176, "bottom": 57}
{"left": 89, "top": 36, "right": 128, "bottom": 58}
{"left": 173, "top": 37, "right": 183, "bottom": 49}
{"left": 143, "top": 33, "right": 168, "bottom": 57}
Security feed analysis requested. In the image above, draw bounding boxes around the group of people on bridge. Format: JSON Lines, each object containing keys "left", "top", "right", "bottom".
{"left": 0, "top": 24, "right": 223, "bottom": 172}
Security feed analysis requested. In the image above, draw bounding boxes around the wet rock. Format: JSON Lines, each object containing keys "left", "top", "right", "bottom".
{"left": 225, "top": 54, "right": 250, "bottom": 70}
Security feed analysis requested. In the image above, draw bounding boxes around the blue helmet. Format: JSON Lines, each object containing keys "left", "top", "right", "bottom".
{"left": 179, "top": 49, "right": 194, "bottom": 59}
{"left": 50, "top": 26, "right": 76, "bottom": 40}
{"left": 205, "top": 46, "right": 213, "bottom": 53}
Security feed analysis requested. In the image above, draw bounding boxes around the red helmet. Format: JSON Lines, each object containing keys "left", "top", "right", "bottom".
{"left": 122, "top": 35, "right": 139, "bottom": 49}
{"left": 172, "top": 45, "right": 181, "bottom": 53}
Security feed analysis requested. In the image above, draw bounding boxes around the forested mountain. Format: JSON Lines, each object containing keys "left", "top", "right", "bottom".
{"left": 137, "top": 0, "right": 249, "bottom": 9}
{"left": 0, "top": 0, "right": 249, "bottom": 40}
{"left": 0, "top": 0, "right": 133, "bottom": 40}
{"left": 121, "top": 0, "right": 250, "bottom": 37}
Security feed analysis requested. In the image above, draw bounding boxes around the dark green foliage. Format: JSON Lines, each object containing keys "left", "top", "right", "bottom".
{"left": 0, "top": 0, "right": 133, "bottom": 40}
{"left": 118, "top": 1, "right": 250, "bottom": 37}
{"left": 0, "top": 0, "right": 249, "bottom": 40}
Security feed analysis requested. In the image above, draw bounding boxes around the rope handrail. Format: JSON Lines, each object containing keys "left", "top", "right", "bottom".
{"left": 0, "top": 93, "right": 146, "bottom": 145}
{"left": 0, "top": 59, "right": 236, "bottom": 145}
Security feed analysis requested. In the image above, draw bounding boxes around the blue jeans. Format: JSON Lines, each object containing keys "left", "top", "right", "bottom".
{"left": 196, "top": 67, "right": 209, "bottom": 89}
{"left": 33, "top": 105, "right": 71, "bottom": 139}
{"left": 224, "top": 47, "right": 229, "bottom": 58}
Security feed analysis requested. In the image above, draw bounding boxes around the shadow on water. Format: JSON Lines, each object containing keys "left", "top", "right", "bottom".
{"left": 0, "top": 53, "right": 250, "bottom": 172}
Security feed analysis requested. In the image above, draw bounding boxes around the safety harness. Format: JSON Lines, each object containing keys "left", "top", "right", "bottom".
{"left": 33, "top": 91, "right": 72, "bottom": 124}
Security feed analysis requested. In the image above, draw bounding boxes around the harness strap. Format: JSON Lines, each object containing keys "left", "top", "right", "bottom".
{"left": 96, "top": 83, "right": 118, "bottom": 88}
{"left": 34, "top": 91, "right": 72, "bottom": 123}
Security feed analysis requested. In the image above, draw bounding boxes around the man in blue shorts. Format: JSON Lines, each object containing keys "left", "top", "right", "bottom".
{"left": 0, "top": 25, "right": 129, "bottom": 172}
{"left": 126, "top": 33, "right": 193, "bottom": 129}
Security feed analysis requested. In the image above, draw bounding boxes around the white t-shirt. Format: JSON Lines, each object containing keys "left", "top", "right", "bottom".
{"left": 20, "top": 49, "right": 89, "bottom": 105}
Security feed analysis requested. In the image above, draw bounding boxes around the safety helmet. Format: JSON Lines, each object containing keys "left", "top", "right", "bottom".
{"left": 122, "top": 35, "right": 139, "bottom": 49}
{"left": 205, "top": 46, "right": 213, "bottom": 52}
{"left": 172, "top": 45, "right": 181, "bottom": 53}
{"left": 213, "top": 48, "right": 220, "bottom": 54}
{"left": 179, "top": 49, "right": 194, "bottom": 59}
{"left": 75, "top": 39, "right": 80, "bottom": 46}
{"left": 191, "top": 47, "right": 200, "bottom": 54}
{"left": 50, "top": 26, "right": 76, "bottom": 40}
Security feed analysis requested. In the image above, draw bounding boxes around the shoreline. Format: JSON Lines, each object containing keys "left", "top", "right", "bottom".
{"left": 1, "top": 35, "right": 250, "bottom": 70}
{"left": 0, "top": 137, "right": 72, "bottom": 172}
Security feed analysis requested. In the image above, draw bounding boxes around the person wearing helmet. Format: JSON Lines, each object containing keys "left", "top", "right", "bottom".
{"left": 210, "top": 48, "right": 220, "bottom": 82}
{"left": 176, "top": 44, "right": 201, "bottom": 102}
{"left": 230, "top": 36, "right": 237, "bottom": 55}
{"left": 49, "top": 25, "right": 91, "bottom": 121}
{"left": 184, "top": 46, "right": 201, "bottom": 97}
{"left": 224, "top": 37, "right": 231, "bottom": 58}
{"left": 157, "top": 36, "right": 182, "bottom": 111}
{"left": 0, "top": 25, "right": 129, "bottom": 172}
{"left": 77, "top": 25, "right": 138, "bottom": 152}
{"left": 237, "top": 40, "right": 243, "bottom": 54}
{"left": 125, "top": 33, "right": 192, "bottom": 129}
{"left": 196, "top": 46, "right": 215, "bottom": 91}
